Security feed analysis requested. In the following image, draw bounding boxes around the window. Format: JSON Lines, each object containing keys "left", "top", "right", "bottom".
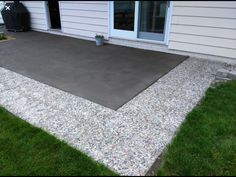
{"left": 114, "top": 1, "right": 135, "bottom": 31}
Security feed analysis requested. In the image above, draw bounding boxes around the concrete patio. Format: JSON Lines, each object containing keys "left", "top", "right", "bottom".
{"left": 0, "top": 30, "right": 223, "bottom": 175}
{"left": 0, "top": 30, "right": 186, "bottom": 110}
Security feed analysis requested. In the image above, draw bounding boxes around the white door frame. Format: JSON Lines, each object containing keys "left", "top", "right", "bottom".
{"left": 109, "top": 1, "right": 139, "bottom": 39}
{"left": 109, "top": 1, "right": 172, "bottom": 44}
{"left": 44, "top": 1, "right": 50, "bottom": 30}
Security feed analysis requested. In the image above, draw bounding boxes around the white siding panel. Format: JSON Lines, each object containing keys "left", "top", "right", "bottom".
{"left": 60, "top": 1, "right": 108, "bottom": 38}
{"left": 171, "top": 25, "right": 236, "bottom": 40}
{"left": 31, "top": 23, "right": 48, "bottom": 30}
{"left": 170, "top": 33, "right": 236, "bottom": 50}
{"left": 169, "top": 1, "right": 236, "bottom": 59}
{"left": 31, "top": 18, "right": 47, "bottom": 26}
{"left": 173, "top": 1, "right": 236, "bottom": 8}
{"left": 173, "top": 6, "right": 236, "bottom": 19}
{"left": 62, "top": 21, "right": 107, "bottom": 33}
{"left": 172, "top": 16, "right": 236, "bottom": 29}
{"left": 60, "top": 3, "right": 107, "bottom": 11}
{"left": 21, "top": 1, "right": 47, "bottom": 30}
{"left": 63, "top": 27, "right": 106, "bottom": 38}
{"left": 30, "top": 13, "right": 46, "bottom": 20}
{"left": 60, "top": 9, "right": 107, "bottom": 19}
{"left": 21, "top": 1, "right": 43, "bottom": 8}
{"left": 26, "top": 7, "right": 46, "bottom": 14}
{"left": 61, "top": 16, "right": 107, "bottom": 26}
{"left": 169, "top": 41, "right": 236, "bottom": 59}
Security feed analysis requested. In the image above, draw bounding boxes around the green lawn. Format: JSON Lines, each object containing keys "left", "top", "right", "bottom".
{"left": 0, "top": 107, "right": 117, "bottom": 176}
{"left": 157, "top": 80, "right": 236, "bottom": 176}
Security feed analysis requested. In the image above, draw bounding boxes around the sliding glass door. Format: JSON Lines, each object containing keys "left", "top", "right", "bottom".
{"left": 138, "top": 1, "right": 168, "bottom": 41}
{"left": 110, "top": 1, "right": 169, "bottom": 42}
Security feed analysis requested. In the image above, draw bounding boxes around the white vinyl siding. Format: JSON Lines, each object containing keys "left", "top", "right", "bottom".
{"left": 2, "top": 1, "right": 235, "bottom": 61}
{"left": 21, "top": 1, "right": 48, "bottom": 30}
{"left": 59, "top": 1, "right": 108, "bottom": 38}
{"left": 169, "top": 1, "right": 236, "bottom": 59}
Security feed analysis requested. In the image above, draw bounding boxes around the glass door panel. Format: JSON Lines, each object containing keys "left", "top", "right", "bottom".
{"left": 110, "top": 1, "right": 137, "bottom": 39}
{"left": 114, "top": 1, "right": 135, "bottom": 31}
{"left": 138, "top": 1, "right": 168, "bottom": 41}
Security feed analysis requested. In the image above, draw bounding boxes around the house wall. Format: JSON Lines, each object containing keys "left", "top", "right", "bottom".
{"left": 59, "top": 1, "right": 108, "bottom": 38}
{"left": 21, "top": 1, "right": 48, "bottom": 30}
{"left": 168, "top": 1, "right": 236, "bottom": 59}
{"left": 10, "top": 1, "right": 236, "bottom": 61}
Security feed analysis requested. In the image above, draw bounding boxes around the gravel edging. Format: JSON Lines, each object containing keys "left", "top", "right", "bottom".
{"left": 0, "top": 58, "right": 223, "bottom": 176}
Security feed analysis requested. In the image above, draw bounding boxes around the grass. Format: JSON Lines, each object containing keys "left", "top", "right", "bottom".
{"left": 0, "top": 107, "right": 117, "bottom": 176}
{"left": 157, "top": 80, "right": 236, "bottom": 176}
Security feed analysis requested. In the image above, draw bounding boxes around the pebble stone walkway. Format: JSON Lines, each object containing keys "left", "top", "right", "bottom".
{"left": 0, "top": 58, "right": 222, "bottom": 176}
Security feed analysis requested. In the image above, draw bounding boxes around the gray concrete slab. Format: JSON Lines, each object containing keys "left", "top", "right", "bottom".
{"left": 0, "top": 30, "right": 187, "bottom": 110}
